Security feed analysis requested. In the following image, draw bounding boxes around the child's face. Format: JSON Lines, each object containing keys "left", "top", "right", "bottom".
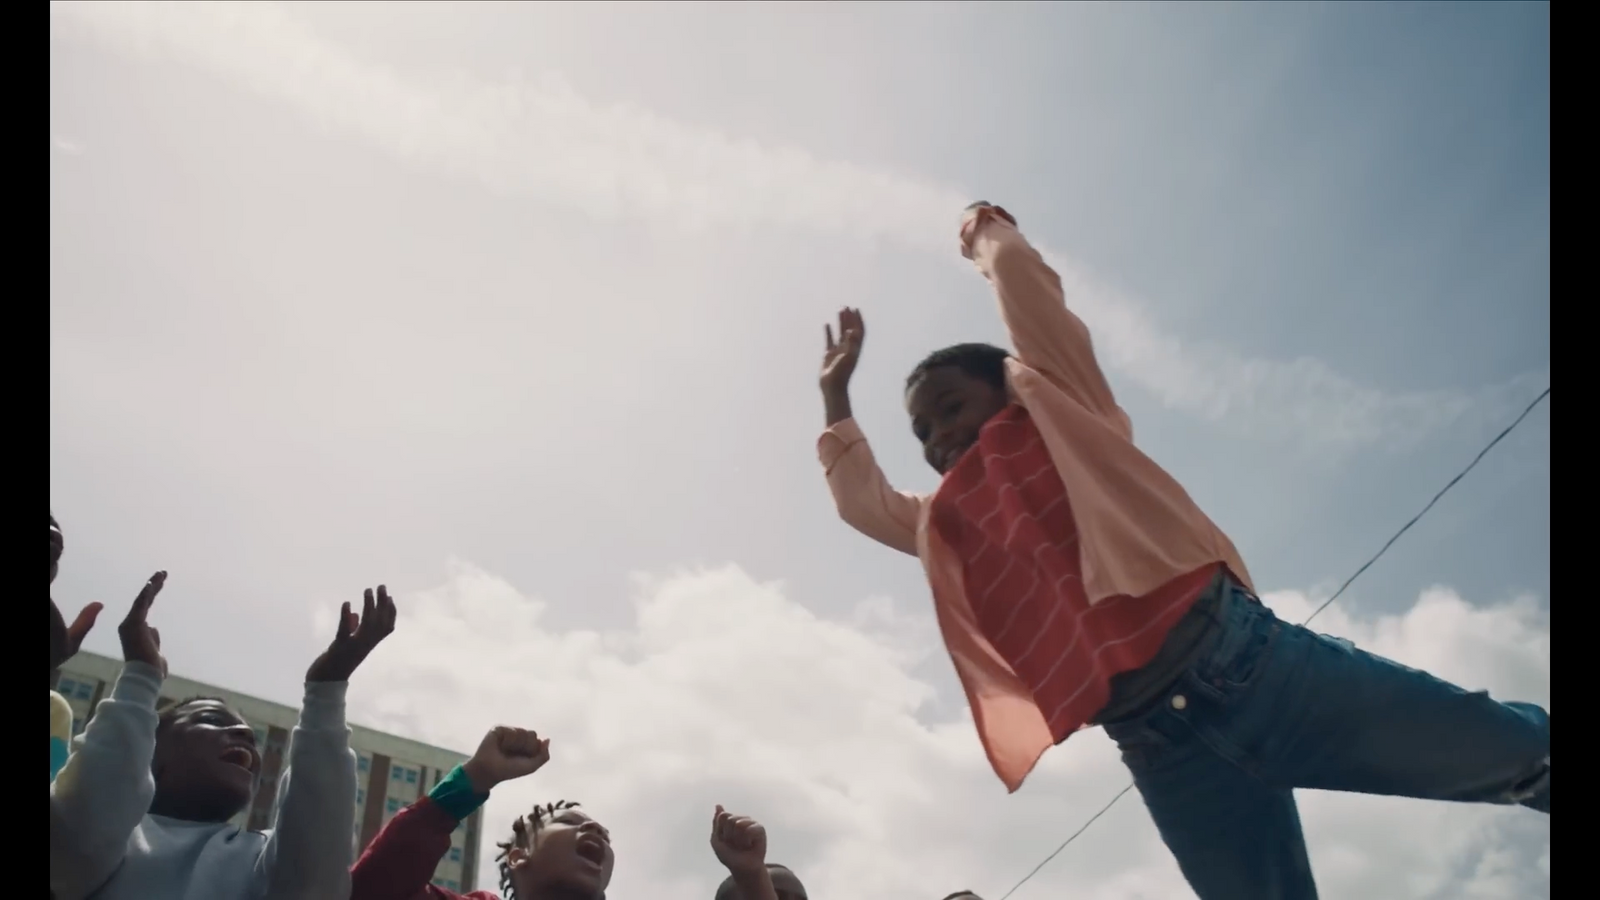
{"left": 509, "top": 807, "right": 614, "bottom": 897}
{"left": 906, "top": 366, "right": 1009, "bottom": 474}
{"left": 152, "top": 700, "right": 261, "bottom": 822}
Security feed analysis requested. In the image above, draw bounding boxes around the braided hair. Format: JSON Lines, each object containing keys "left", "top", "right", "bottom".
{"left": 496, "top": 800, "right": 584, "bottom": 900}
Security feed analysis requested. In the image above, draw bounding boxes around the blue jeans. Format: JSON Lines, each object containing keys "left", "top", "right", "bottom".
{"left": 1103, "top": 579, "right": 1549, "bottom": 900}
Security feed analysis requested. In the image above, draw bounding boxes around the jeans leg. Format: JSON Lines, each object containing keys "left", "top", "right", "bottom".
{"left": 1253, "top": 624, "right": 1550, "bottom": 812}
{"left": 1109, "top": 707, "right": 1318, "bottom": 900}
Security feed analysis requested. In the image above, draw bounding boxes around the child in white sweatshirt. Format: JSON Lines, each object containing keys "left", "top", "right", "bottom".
{"left": 49, "top": 576, "right": 397, "bottom": 900}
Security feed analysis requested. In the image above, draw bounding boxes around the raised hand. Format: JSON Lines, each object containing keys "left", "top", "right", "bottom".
{"left": 305, "top": 585, "right": 397, "bottom": 683}
{"left": 959, "top": 202, "right": 1017, "bottom": 258}
{"left": 461, "top": 726, "right": 551, "bottom": 793}
{"left": 709, "top": 805, "right": 769, "bottom": 878}
{"left": 117, "top": 572, "right": 169, "bottom": 677}
{"left": 820, "top": 306, "right": 865, "bottom": 394}
{"left": 63, "top": 602, "right": 105, "bottom": 660}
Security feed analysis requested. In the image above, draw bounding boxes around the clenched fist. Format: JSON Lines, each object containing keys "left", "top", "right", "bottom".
{"left": 461, "top": 726, "right": 551, "bottom": 793}
{"left": 710, "top": 805, "right": 769, "bottom": 879}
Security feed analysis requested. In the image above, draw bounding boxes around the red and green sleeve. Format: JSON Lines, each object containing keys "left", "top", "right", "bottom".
{"left": 349, "top": 765, "right": 499, "bottom": 900}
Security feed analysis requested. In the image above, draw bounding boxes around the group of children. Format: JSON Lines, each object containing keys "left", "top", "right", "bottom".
{"left": 50, "top": 201, "right": 1547, "bottom": 900}
{"left": 49, "top": 516, "right": 823, "bottom": 900}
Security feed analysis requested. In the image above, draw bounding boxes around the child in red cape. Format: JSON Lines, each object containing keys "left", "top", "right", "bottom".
{"left": 815, "top": 202, "right": 1549, "bottom": 899}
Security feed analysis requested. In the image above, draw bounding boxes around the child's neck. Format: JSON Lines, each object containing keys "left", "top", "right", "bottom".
{"left": 148, "top": 792, "right": 239, "bottom": 824}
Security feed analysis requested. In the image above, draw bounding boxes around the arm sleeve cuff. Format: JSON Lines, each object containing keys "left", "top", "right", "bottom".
{"left": 298, "top": 680, "right": 349, "bottom": 731}
{"left": 817, "top": 417, "right": 866, "bottom": 468}
{"left": 426, "top": 765, "right": 490, "bottom": 823}
{"left": 113, "top": 662, "right": 166, "bottom": 706}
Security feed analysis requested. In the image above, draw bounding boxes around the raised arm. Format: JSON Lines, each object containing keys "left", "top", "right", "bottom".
{"left": 50, "top": 573, "right": 168, "bottom": 900}
{"left": 710, "top": 807, "right": 782, "bottom": 900}
{"left": 352, "top": 726, "right": 549, "bottom": 900}
{"left": 817, "top": 308, "right": 924, "bottom": 557}
{"left": 350, "top": 774, "right": 480, "bottom": 900}
{"left": 961, "top": 204, "right": 1132, "bottom": 439}
{"left": 259, "top": 587, "right": 397, "bottom": 900}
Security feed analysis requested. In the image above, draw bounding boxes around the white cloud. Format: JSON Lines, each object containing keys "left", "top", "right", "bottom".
{"left": 48, "top": 0, "right": 1533, "bottom": 452}
{"left": 333, "top": 562, "right": 1549, "bottom": 900}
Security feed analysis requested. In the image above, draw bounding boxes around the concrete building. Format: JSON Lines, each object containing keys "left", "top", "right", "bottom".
{"left": 54, "top": 650, "right": 483, "bottom": 894}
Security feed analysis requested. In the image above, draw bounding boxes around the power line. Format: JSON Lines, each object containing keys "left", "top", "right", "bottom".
{"left": 1302, "top": 386, "right": 1550, "bottom": 626}
{"left": 995, "top": 385, "right": 1550, "bottom": 900}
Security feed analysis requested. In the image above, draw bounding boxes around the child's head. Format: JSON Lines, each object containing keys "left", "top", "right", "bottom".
{"left": 50, "top": 512, "right": 64, "bottom": 584}
{"left": 498, "top": 800, "right": 614, "bottom": 900}
{"left": 714, "top": 864, "right": 807, "bottom": 900}
{"left": 149, "top": 696, "right": 261, "bottom": 822}
{"left": 905, "top": 343, "right": 1012, "bottom": 474}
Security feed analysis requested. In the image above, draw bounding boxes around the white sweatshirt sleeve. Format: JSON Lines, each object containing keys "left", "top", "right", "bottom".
{"left": 49, "top": 662, "right": 164, "bottom": 900}
{"left": 258, "top": 680, "right": 358, "bottom": 900}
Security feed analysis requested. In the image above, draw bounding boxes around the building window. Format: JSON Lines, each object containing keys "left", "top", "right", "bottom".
{"left": 386, "top": 798, "right": 400, "bottom": 814}
{"left": 356, "top": 789, "right": 365, "bottom": 805}
{"left": 358, "top": 755, "right": 370, "bottom": 772}
{"left": 391, "top": 766, "right": 403, "bottom": 781}
{"left": 449, "top": 847, "right": 462, "bottom": 862}
{"left": 59, "top": 677, "right": 95, "bottom": 701}
{"left": 405, "top": 768, "right": 417, "bottom": 784}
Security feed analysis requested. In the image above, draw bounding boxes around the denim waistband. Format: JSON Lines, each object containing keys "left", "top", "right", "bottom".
{"left": 1094, "top": 568, "right": 1238, "bottom": 725}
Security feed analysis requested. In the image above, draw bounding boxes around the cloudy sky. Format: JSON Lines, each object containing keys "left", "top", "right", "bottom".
{"left": 50, "top": 2, "right": 1549, "bottom": 898}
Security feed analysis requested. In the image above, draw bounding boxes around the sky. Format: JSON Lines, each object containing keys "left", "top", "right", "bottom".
{"left": 49, "top": 2, "right": 1549, "bottom": 899}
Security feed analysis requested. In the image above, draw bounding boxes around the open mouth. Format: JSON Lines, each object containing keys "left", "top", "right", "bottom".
{"left": 574, "top": 834, "right": 608, "bottom": 868}
{"left": 219, "top": 745, "right": 259, "bottom": 774}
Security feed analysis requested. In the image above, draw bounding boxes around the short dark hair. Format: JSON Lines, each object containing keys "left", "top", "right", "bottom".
{"left": 715, "top": 864, "right": 804, "bottom": 900}
{"left": 941, "top": 892, "right": 983, "bottom": 900}
{"left": 496, "top": 800, "right": 584, "bottom": 900}
{"left": 906, "top": 343, "right": 1011, "bottom": 394}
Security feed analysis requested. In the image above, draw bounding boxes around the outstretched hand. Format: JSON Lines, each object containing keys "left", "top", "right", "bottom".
{"left": 305, "top": 586, "right": 397, "bottom": 683}
{"left": 820, "top": 306, "right": 865, "bottom": 396}
{"left": 117, "top": 572, "right": 168, "bottom": 677}
{"left": 462, "top": 726, "right": 551, "bottom": 793}
{"left": 710, "top": 805, "right": 769, "bottom": 878}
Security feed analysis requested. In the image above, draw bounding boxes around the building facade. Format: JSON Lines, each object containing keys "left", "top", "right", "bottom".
{"left": 55, "top": 650, "right": 483, "bottom": 894}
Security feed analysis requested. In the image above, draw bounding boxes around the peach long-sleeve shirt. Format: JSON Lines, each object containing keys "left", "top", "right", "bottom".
{"left": 817, "top": 214, "right": 1253, "bottom": 792}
